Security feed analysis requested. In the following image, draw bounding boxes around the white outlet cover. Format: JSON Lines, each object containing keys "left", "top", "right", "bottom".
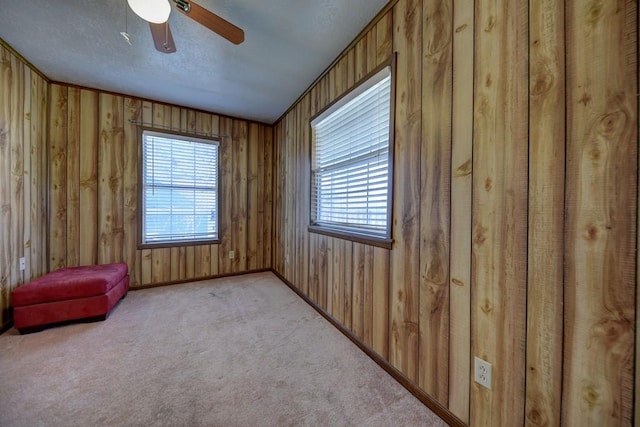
{"left": 474, "top": 356, "right": 492, "bottom": 389}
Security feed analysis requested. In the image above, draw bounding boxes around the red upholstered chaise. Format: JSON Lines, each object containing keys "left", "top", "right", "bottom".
{"left": 12, "top": 263, "right": 129, "bottom": 334}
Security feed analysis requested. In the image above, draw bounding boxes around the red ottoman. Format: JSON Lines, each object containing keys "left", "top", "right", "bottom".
{"left": 12, "top": 263, "right": 129, "bottom": 334}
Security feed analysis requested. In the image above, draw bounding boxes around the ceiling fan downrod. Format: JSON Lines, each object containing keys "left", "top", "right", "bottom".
{"left": 174, "top": 0, "right": 191, "bottom": 14}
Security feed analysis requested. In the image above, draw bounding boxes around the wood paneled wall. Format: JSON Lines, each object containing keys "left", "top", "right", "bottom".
{"left": 0, "top": 45, "right": 48, "bottom": 328}
{"left": 272, "top": 0, "right": 638, "bottom": 425}
{"left": 48, "top": 84, "right": 273, "bottom": 288}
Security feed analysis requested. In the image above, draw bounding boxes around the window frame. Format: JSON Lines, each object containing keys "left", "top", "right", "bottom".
{"left": 137, "top": 126, "right": 221, "bottom": 249}
{"left": 308, "top": 57, "right": 396, "bottom": 249}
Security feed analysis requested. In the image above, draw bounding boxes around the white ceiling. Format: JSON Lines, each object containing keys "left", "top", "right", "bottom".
{"left": 0, "top": 0, "right": 389, "bottom": 123}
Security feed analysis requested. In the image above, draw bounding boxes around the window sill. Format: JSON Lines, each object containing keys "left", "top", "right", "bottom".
{"left": 308, "top": 225, "right": 392, "bottom": 249}
{"left": 138, "top": 239, "right": 220, "bottom": 250}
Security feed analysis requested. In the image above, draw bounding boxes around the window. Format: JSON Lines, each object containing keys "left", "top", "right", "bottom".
{"left": 310, "top": 64, "right": 393, "bottom": 246}
{"left": 139, "top": 130, "right": 219, "bottom": 247}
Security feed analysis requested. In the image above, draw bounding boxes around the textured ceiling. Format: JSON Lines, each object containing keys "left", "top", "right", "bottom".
{"left": 0, "top": 0, "right": 389, "bottom": 123}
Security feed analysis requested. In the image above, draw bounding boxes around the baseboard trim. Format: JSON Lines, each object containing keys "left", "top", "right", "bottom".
{"left": 273, "top": 270, "right": 466, "bottom": 427}
{"left": 132, "top": 268, "right": 271, "bottom": 291}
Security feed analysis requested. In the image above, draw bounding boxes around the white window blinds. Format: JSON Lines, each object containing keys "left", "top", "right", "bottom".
{"left": 310, "top": 66, "right": 392, "bottom": 239}
{"left": 141, "top": 130, "right": 219, "bottom": 245}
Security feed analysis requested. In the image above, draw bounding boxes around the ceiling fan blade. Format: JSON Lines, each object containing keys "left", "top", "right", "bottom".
{"left": 174, "top": 0, "right": 244, "bottom": 45}
{"left": 149, "top": 22, "right": 177, "bottom": 53}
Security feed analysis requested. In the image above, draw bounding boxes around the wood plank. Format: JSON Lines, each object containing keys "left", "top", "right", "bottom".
{"left": 264, "top": 126, "right": 273, "bottom": 269}
{"left": 300, "top": 97, "right": 311, "bottom": 294}
{"left": 97, "top": 93, "right": 124, "bottom": 265}
{"left": 317, "top": 235, "right": 329, "bottom": 311}
{"left": 207, "top": 114, "right": 220, "bottom": 276}
{"left": 308, "top": 233, "right": 319, "bottom": 302}
{"left": 389, "top": 0, "right": 422, "bottom": 382}
{"left": 65, "top": 87, "right": 80, "bottom": 267}
{"left": 362, "top": 244, "right": 374, "bottom": 348}
{"left": 562, "top": 0, "right": 637, "bottom": 424}
{"left": 331, "top": 238, "right": 344, "bottom": 323}
{"left": 525, "top": 0, "right": 565, "bottom": 425}
{"left": 150, "top": 103, "right": 172, "bottom": 282}
{"left": 78, "top": 90, "right": 99, "bottom": 267}
{"left": 346, "top": 48, "right": 355, "bottom": 89}
{"left": 9, "top": 54, "right": 24, "bottom": 291}
{"left": 272, "top": 122, "right": 282, "bottom": 274}
{"left": 29, "top": 71, "right": 47, "bottom": 278}
{"left": 247, "top": 123, "right": 259, "bottom": 271}
{"left": 123, "top": 97, "right": 142, "bottom": 287}
{"left": 294, "top": 104, "right": 302, "bottom": 291}
{"left": 418, "top": 0, "right": 452, "bottom": 404}
{"left": 255, "top": 124, "right": 265, "bottom": 269}
{"left": 48, "top": 84, "right": 68, "bottom": 270}
{"left": 471, "top": 0, "right": 529, "bottom": 425}
{"left": 326, "top": 237, "right": 334, "bottom": 316}
{"left": 342, "top": 240, "right": 353, "bottom": 330}
{"left": 372, "top": 246, "right": 389, "bottom": 359}
{"left": 636, "top": 29, "right": 640, "bottom": 427}
{"left": 139, "top": 101, "right": 153, "bottom": 285}
{"left": 21, "top": 64, "right": 31, "bottom": 279}
{"left": 352, "top": 243, "right": 365, "bottom": 340}
{"left": 194, "top": 111, "right": 212, "bottom": 278}
{"left": 233, "top": 120, "right": 248, "bottom": 273}
{"left": 355, "top": 36, "right": 368, "bottom": 82}
{"left": 0, "top": 48, "right": 13, "bottom": 324}
{"left": 448, "top": 0, "right": 474, "bottom": 421}
{"left": 283, "top": 114, "right": 293, "bottom": 280}
{"left": 37, "top": 74, "right": 47, "bottom": 274}
{"left": 169, "top": 106, "right": 183, "bottom": 282}
{"left": 366, "top": 20, "right": 377, "bottom": 74}
{"left": 376, "top": 11, "right": 393, "bottom": 64}
{"left": 181, "top": 109, "right": 196, "bottom": 280}
{"left": 218, "top": 117, "right": 233, "bottom": 274}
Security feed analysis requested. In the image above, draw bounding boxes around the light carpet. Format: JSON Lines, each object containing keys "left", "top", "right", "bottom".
{"left": 0, "top": 272, "right": 446, "bottom": 426}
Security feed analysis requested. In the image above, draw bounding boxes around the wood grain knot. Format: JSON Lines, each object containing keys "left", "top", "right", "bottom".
{"left": 451, "top": 278, "right": 465, "bottom": 287}
{"left": 531, "top": 68, "right": 554, "bottom": 97}
{"left": 454, "top": 159, "right": 472, "bottom": 177}
{"left": 109, "top": 176, "right": 120, "bottom": 191}
{"left": 455, "top": 24, "right": 467, "bottom": 33}
{"left": 586, "top": 1, "right": 604, "bottom": 25}
{"left": 485, "top": 73, "right": 492, "bottom": 88}
{"left": 484, "top": 15, "right": 496, "bottom": 32}
{"left": 593, "top": 317, "right": 633, "bottom": 347}
{"left": 582, "top": 223, "right": 599, "bottom": 241}
{"left": 404, "top": 320, "right": 419, "bottom": 334}
{"left": 579, "top": 92, "right": 592, "bottom": 106}
{"left": 480, "top": 299, "right": 493, "bottom": 314}
{"left": 484, "top": 177, "right": 493, "bottom": 192}
{"left": 582, "top": 383, "right": 600, "bottom": 408}
{"left": 597, "top": 111, "right": 626, "bottom": 137}
{"left": 474, "top": 224, "right": 488, "bottom": 245}
{"left": 526, "top": 408, "right": 546, "bottom": 426}
{"left": 56, "top": 97, "right": 67, "bottom": 109}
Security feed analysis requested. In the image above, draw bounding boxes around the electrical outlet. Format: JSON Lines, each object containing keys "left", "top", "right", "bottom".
{"left": 228, "top": 250, "right": 235, "bottom": 260}
{"left": 474, "top": 356, "right": 492, "bottom": 389}
{"left": 19, "top": 257, "right": 25, "bottom": 271}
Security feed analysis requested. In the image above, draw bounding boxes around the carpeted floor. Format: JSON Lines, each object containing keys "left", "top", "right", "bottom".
{"left": 0, "top": 272, "right": 446, "bottom": 426}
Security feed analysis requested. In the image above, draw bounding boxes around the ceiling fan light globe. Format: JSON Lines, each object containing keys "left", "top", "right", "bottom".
{"left": 127, "top": 0, "right": 171, "bottom": 24}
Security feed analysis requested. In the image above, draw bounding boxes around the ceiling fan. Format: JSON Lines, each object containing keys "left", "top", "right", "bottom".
{"left": 127, "top": 0, "right": 244, "bottom": 53}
